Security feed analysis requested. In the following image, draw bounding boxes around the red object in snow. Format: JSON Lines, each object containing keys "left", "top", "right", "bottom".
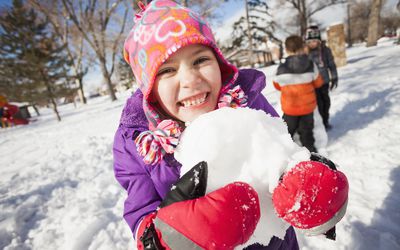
{"left": 1, "top": 104, "right": 29, "bottom": 127}
{"left": 272, "top": 160, "right": 349, "bottom": 235}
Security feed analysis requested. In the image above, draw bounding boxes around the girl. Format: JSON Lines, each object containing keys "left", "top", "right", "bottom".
{"left": 113, "top": 1, "right": 348, "bottom": 249}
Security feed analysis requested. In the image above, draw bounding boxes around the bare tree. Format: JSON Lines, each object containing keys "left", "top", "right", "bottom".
{"left": 276, "top": 0, "right": 347, "bottom": 36}
{"left": 345, "top": 0, "right": 399, "bottom": 45}
{"left": 346, "top": 1, "right": 352, "bottom": 47}
{"left": 367, "top": 0, "right": 383, "bottom": 46}
{"left": 28, "top": 0, "right": 89, "bottom": 104}
{"left": 346, "top": 0, "right": 371, "bottom": 43}
{"left": 181, "top": 0, "right": 229, "bottom": 20}
{"left": 380, "top": 10, "right": 400, "bottom": 36}
{"left": 61, "top": 0, "right": 129, "bottom": 101}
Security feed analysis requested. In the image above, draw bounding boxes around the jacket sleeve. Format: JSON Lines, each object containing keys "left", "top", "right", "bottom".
{"left": 312, "top": 63, "right": 324, "bottom": 88}
{"left": 113, "top": 125, "right": 179, "bottom": 238}
{"left": 325, "top": 47, "right": 338, "bottom": 80}
{"left": 249, "top": 94, "right": 279, "bottom": 118}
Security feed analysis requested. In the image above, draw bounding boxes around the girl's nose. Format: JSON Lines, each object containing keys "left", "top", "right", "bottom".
{"left": 179, "top": 67, "right": 201, "bottom": 89}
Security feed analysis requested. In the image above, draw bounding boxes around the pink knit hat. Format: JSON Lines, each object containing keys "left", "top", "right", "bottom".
{"left": 124, "top": 0, "right": 247, "bottom": 164}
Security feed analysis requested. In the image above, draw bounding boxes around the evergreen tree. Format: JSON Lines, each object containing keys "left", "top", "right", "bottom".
{"left": 0, "top": 0, "right": 75, "bottom": 121}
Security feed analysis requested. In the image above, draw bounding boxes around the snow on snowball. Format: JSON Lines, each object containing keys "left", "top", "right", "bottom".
{"left": 175, "top": 107, "right": 311, "bottom": 246}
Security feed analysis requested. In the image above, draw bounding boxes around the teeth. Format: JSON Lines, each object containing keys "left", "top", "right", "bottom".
{"left": 181, "top": 93, "right": 207, "bottom": 107}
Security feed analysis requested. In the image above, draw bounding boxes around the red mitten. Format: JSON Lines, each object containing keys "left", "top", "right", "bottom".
{"left": 137, "top": 162, "right": 260, "bottom": 250}
{"left": 272, "top": 153, "right": 349, "bottom": 236}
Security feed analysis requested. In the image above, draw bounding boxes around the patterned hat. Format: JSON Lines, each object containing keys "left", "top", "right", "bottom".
{"left": 123, "top": 0, "right": 247, "bottom": 165}
{"left": 305, "top": 25, "right": 321, "bottom": 41}
{"left": 124, "top": 0, "right": 238, "bottom": 129}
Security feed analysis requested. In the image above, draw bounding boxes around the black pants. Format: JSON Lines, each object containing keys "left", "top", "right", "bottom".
{"left": 283, "top": 113, "right": 317, "bottom": 153}
{"left": 243, "top": 226, "right": 299, "bottom": 250}
{"left": 316, "top": 84, "right": 331, "bottom": 127}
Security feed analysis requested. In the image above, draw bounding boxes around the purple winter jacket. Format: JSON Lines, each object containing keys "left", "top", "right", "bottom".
{"left": 113, "top": 68, "right": 298, "bottom": 249}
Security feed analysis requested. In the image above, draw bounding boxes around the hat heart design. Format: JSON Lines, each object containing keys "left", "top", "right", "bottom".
{"left": 155, "top": 17, "right": 186, "bottom": 42}
{"left": 134, "top": 24, "right": 156, "bottom": 45}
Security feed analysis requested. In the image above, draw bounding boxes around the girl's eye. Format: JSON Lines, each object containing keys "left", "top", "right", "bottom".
{"left": 157, "top": 67, "right": 175, "bottom": 76}
{"left": 194, "top": 57, "right": 209, "bottom": 65}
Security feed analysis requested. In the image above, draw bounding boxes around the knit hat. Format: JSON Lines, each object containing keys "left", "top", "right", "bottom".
{"left": 305, "top": 25, "right": 321, "bottom": 41}
{"left": 124, "top": 0, "right": 247, "bottom": 164}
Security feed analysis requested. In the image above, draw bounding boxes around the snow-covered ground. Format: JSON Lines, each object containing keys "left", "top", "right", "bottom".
{"left": 1, "top": 39, "right": 399, "bottom": 250}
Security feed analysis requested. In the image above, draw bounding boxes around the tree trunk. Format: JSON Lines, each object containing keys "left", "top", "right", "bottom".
{"left": 347, "top": 2, "right": 353, "bottom": 48}
{"left": 299, "top": 0, "right": 307, "bottom": 37}
{"left": 50, "top": 96, "right": 61, "bottom": 121}
{"left": 300, "top": 15, "right": 307, "bottom": 37}
{"left": 76, "top": 77, "right": 87, "bottom": 104}
{"left": 245, "top": 0, "right": 254, "bottom": 67}
{"left": 366, "top": 0, "right": 382, "bottom": 47}
{"left": 32, "top": 104, "right": 40, "bottom": 116}
{"left": 71, "top": 64, "right": 87, "bottom": 104}
{"left": 397, "top": 0, "right": 400, "bottom": 45}
{"left": 99, "top": 57, "right": 117, "bottom": 101}
{"left": 44, "top": 80, "right": 62, "bottom": 121}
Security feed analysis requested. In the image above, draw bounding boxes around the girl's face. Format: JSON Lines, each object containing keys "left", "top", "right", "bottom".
{"left": 152, "top": 44, "right": 222, "bottom": 123}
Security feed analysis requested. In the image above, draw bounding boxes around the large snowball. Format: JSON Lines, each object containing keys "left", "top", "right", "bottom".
{"left": 175, "top": 107, "right": 310, "bottom": 246}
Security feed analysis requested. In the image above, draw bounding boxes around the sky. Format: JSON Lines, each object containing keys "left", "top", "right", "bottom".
{"left": 0, "top": 0, "right": 11, "bottom": 8}
{"left": 1, "top": 37, "right": 400, "bottom": 249}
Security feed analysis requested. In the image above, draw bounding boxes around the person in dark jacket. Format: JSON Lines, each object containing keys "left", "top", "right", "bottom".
{"left": 113, "top": 1, "right": 349, "bottom": 249}
{"left": 273, "top": 35, "right": 323, "bottom": 152}
{"left": 306, "top": 26, "right": 338, "bottom": 130}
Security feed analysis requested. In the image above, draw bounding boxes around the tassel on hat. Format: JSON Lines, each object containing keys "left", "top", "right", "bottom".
{"left": 135, "top": 119, "right": 182, "bottom": 165}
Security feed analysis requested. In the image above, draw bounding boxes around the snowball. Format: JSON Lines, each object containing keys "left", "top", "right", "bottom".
{"left": 175, "top": 107, "right": 311, "bottom": 246}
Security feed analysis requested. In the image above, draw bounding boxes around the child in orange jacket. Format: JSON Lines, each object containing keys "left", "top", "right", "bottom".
{"left": 273, "top": 35, "right": 323, "bottom": 152}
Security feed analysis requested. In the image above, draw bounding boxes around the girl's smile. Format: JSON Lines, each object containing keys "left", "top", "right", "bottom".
{"left": 179, "top": 92, "right": 208, "bottom": 108}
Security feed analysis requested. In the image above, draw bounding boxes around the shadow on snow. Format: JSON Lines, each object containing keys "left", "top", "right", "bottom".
{"left": 347, "top": 55, "right": 376, "bottom": 64}
{"left": 349, "top": 166, "right": 400, "bottom": 249}
{"left": 329, "top": 88, "right": 399, "bottom": 142}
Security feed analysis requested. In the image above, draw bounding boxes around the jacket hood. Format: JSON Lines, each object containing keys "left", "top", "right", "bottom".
{"left": 284, "top": 55, "right": 313, "bottom": 74}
